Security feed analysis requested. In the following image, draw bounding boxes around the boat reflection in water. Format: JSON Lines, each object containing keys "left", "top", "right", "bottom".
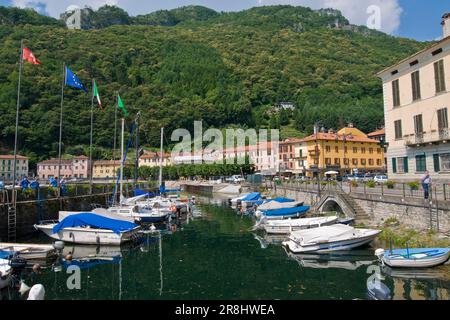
{"left": 252, "top": 233, "right": 287, "bottom": 249}
{"left": 284, "top": 249, "right": 376, "bottom": 271}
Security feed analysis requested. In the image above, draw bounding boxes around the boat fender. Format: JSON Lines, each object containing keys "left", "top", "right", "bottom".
{"left": 53, "top": 241, "right": 65, "bottom": 251}
{"left": 65, "top": 254, "right": 73, "bottom": 261}
{"left": 27, "top": 284, "right": 45, "bottom": 300}
{"left": 170, "top": 205, "right": 177, "bottom": 213}
{"left": 32, "top": 264, "right": 41, "bottom": 273}
{"left": 374, "top": 249, "right": 385, "bottom": 261}
{"left": 19, "top": 281, "right": 31, "bottom": 295}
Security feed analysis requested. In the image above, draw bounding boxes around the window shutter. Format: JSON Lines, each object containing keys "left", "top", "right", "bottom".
{"left": 433, "top": 154, "right": 440, "bottom": 172}
{"left": 403, "top": 157, "right": 409, "bottom": 173}
{"left": 392, "top": 158, "right": 397, "bottom": 173}
{"left": 434, "top": 61, "right": 440, "bottom": 93}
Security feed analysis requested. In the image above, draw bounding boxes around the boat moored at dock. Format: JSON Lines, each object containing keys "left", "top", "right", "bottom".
{"left": 34, "top": 213, "right": 141, "bottom": 245}
{"left": 283, "top": 224, "right": 381, "bottom": 253}
{"left": 375, "top": 248, "right": 450, "bottom": 268}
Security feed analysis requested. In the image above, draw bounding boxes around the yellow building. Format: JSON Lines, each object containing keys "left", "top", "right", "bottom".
{"left": 302, "top": 126, "right": 385, "bottom": 177}
{"left": 92, "top": 160, "right": 127, "bottom": 179}
{"left": 138, "top": 151, "right": 171, "bottom": 168}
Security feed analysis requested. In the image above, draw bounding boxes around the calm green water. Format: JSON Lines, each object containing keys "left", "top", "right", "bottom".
{"left": 4, "top": 195, "right": 450, "bottom": 300}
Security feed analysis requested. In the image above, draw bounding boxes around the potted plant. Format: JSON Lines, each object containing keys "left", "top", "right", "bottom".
{"left": 385, "top": 180, "right": 395, "bottom": 189}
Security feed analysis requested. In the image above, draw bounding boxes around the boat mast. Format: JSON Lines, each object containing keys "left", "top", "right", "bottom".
{"left": 119, "top": 118, "right": 124, "bottom": 205}
{"left": 159, "top": 127, "right": 164, "bottom": 191}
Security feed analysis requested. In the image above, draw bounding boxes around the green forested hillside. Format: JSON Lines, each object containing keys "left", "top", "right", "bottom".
{"left": 0, "top": 5, "right": 427, "bottom": 167}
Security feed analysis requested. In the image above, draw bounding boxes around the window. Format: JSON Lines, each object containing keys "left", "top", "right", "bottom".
{"left": 344, "top": 158, "right": 349, "bottom": 165}
{"left": 325, "top": 158, "right": 332, "bottom": 165}
{"left": 353, "top": 147, "right": 358, "bottom": 153}
{"left": 369, "top": 148, "right": 374, "bottom": 154}
{"left": 361, "top": 159, "right": 366, "bottom": 165}
{"left": 392, "top": 79, "right": 400, "bottom": 107}
{"left": 440, "top": 153, "right": 450, "bottom": 171}
{"left": 415, "top": 154, "right": 426, "bottom": 172}
{"left": 325, "top": 146, "right": 331, "bottom": 153}
{"left": 411, "top": 71, "right": 421, "bottom": 101}
{"left": 335, "top": 146, "right": 339, "bottom": 153}
{"left": 344, "top": 147, "right": 348, "bottom": 153}
{"left": 434, "top": 60, "right": 446, "bottom": 93}
{"left": 369, "top": 159, "right": 374, "bottom": 166}
{"left": 414, "top": 114, "right": 423, "bottom": 136}
{"left": 361, "top": 147, "right": 366, "bottom": 154}
{"left": 377, "top": 159, "right": 382, "bottom": 166}
{"left": 377, "top": 148, "right": 382, "bottom": 154}
{"left": 394, "top": 120, "right": 402, "bottom": 139}
{"left": 437, "top": 108, "right": 448, "bottom": 135}
{"left": 352, "top": 159, "right": 358, "bottom": 166}
{"left": 395, "top": 157, "right": 408, "bottom": 173}
{"left": 334, "top": 158, "right": 340, "bottom": 165}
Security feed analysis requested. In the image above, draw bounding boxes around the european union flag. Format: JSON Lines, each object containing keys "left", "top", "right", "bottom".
{"left": 65, "top": 66, "right": 88, "bottom": 93}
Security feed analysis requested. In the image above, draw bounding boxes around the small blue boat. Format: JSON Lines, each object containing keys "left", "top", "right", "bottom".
{"left": 258, "top": 206, "right": 310, "bottom": 220}
{"left": 375, "top": 248, "right": 450, "bottom": 268}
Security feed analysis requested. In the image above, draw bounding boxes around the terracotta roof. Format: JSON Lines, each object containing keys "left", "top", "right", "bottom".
{"left": 279, "top": 138, "right": 303, "bottom": 145}
{"left": 140, "top": 152, "right": 171, "bottom": 159}
{"left": 38, "top": 158, "right": 72, "bottom": 165}
{"left": 368, "top": 128, "right": 385, "bottom": 137}
{"left": 301, "top": 132, "right": 380, "bottom": 144}
{"left": 74, "top": 155, "right": 88, "bottom": 159}
{"left": 0, "top": 154, "right": 28, "bottom": 160}
{"left": 93, "top": 160, "right": 123, "bottom": 166}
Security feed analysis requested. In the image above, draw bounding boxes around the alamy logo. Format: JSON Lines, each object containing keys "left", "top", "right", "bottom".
{"left": 65, "top": 6, "right": 82, "bottom": 30}
{"left": 66, "top": 265, "right": 81, "bottom": 290}
{"left": 367, "top": 5, "right": 382, "bottom": 30}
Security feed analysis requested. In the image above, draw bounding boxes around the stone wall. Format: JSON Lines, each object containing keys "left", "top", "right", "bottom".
{"left": 272, "top": 187, "right": 450, "bottom": 233}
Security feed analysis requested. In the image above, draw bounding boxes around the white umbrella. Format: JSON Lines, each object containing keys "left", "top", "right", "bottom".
{"left": 325, "top": 171, "right": 339, "bottom": 175}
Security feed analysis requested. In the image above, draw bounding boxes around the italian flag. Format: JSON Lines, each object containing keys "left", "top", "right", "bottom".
{"left": 93, "top": 80, "right": 102, "bottom": 109}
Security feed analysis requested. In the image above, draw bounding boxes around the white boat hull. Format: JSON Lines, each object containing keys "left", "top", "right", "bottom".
{"left": 34, "top": 224, "right": 140, "bottom": 245}
{"left": 0, "top": 243, "right": 56, "bottom": 261}
{"left": 283, "top": 234, "right": 378, "bottom": 253}
{"left": 0, "top": 259, "right": 12, "bottom": 289}
{"left": 263, "top": 217, "right": 338, "bottom": 234}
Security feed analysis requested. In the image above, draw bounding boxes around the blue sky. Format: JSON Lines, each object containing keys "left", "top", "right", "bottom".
{"left": 0, "top": 0, "right": 448, "bottom": 41}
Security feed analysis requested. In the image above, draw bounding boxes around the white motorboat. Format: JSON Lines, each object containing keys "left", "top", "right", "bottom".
{"left": 229, "top": 194, "right": 249, "bottom": 207}
{"left": 0, "top": 243, "right": 57, "bottom": 261}
{"left": 0, "top": 258, "right": 12, "bottom": 289}
{"left": 375, "top": 248, "right": 450, "bottom": 268}
{"left": 34, "top": 213, "right": 141, "bottom": 245}
{"left": 286, "top": 251, "right": 375, "bottom": 271}
{"left": 256, "top": 216, "right": 338, "bottom": 234}
{"left": 283, "top": 224, "right": 381, "bottom": 253}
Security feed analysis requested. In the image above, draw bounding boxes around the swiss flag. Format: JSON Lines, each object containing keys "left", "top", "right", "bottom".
{"left": 22, "top": 47, "right": 41, "bottom": 65}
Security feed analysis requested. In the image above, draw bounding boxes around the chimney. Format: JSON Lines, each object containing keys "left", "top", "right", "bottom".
{"left": 442, "top": 13, "right": 450, "bottom": 39}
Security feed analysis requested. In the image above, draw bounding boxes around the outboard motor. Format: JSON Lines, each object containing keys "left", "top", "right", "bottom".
{"left": 367, "top": 280, "right": 392, "bottom": 300}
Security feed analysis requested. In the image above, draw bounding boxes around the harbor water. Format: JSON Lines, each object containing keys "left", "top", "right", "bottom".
{"left": 2, "top": 195, "right": 450, "bottom": 300}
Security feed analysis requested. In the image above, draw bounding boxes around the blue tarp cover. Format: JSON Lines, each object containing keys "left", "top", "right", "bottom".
{"left": 241, "top": 192, "right": 261, "bottom": 201}
{"left": 134, "top": 189, "right": 158, "bottom": 197}
{"left": 52, "top": 213, "right": 138, "bottom": 235}
{"left": 63, "top": 256, "right": 121, "bottom": 270}
{"left": 261, "top": 206, "right": 310, "bottom": 216}
{"left": 272, "top": 197, "right": 295, "bottom": 203}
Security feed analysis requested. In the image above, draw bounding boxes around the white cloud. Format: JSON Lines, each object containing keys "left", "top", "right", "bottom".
{"left": 12, "top": 0, "right": 403, "bottom": 34}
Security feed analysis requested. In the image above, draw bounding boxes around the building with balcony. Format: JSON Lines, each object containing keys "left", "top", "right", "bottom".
{"left": 279, "top": 138, "right": 303, "bottom": 175}
{"left": 301, "top": 126, "right": 385, "bottom": 177}
{"left": 377, "top": 14, "right": 450, "bottom": 182}
{"left": 0, "top": 155, "right": 29, "bottom": 181}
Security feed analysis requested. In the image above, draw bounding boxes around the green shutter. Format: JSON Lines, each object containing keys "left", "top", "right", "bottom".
{"left": 403, "top": 157, "right": 409, "bottom": 173}
{"left": 392, "top": 158, "right": 397, "bottom": 173}
{"left": 433, "top": 154, "right": 440, "bottom": 172}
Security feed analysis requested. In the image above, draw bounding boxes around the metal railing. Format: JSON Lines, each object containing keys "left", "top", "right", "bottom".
{"left": 405, "top": 128, "right": 450, "bottom": 146}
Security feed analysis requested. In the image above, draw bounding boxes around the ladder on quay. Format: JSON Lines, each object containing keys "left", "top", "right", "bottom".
{"left": 429, "top": 201, "right": 439, "bottom": 232}
{"left": 6, "top": 189, "right": 17, "bottom": 242}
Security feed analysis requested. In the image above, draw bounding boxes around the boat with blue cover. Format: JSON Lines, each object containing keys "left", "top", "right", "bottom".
{"left": 375, "top": 248, "right": 450, "bottom": 268}
{"left": 256, "top": 205, "right": 310, "bottom": 220}
{"left": 34, "top": 213, "right": 141, "bottom": 245}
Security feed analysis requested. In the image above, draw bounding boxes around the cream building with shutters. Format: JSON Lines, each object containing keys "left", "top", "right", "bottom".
{"left": 377, "top": 14, "right": 450, "bottom": 182}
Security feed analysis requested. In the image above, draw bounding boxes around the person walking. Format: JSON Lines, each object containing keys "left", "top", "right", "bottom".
{"left": 421, "top": 171, "right": 432, "bottom": 200}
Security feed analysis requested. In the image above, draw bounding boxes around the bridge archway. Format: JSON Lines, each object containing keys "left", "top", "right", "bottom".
{"left": 317, "top": 194, "right": 356, "bottom": 218}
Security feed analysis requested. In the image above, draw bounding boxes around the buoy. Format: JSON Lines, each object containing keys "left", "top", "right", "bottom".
{"left": 65, "top": 254, "right": 73, "bottom": 261}
{"left": 32, "top": 264, "right": 41, "bottom": 273}
{"left": 19, "top": 281, "right": 31, "bottom": 296}
{"left": 27, "top": 284, "right": 45, "bottom": 300}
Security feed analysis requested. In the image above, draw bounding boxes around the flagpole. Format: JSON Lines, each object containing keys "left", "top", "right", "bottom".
{"left": 113, "top": 92, "right": 118, "bottom": 185}
{"left": 57, "top": 63, "right": 65, "bottom": 195}
{"left": 119, "top": 118, "right": 124, "bottom": 204}
{"left": 12, "top": 40, "right": 24, "bottom": 195}
{"left": 89, "top": 79, "right": 95, "bottom": 192}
